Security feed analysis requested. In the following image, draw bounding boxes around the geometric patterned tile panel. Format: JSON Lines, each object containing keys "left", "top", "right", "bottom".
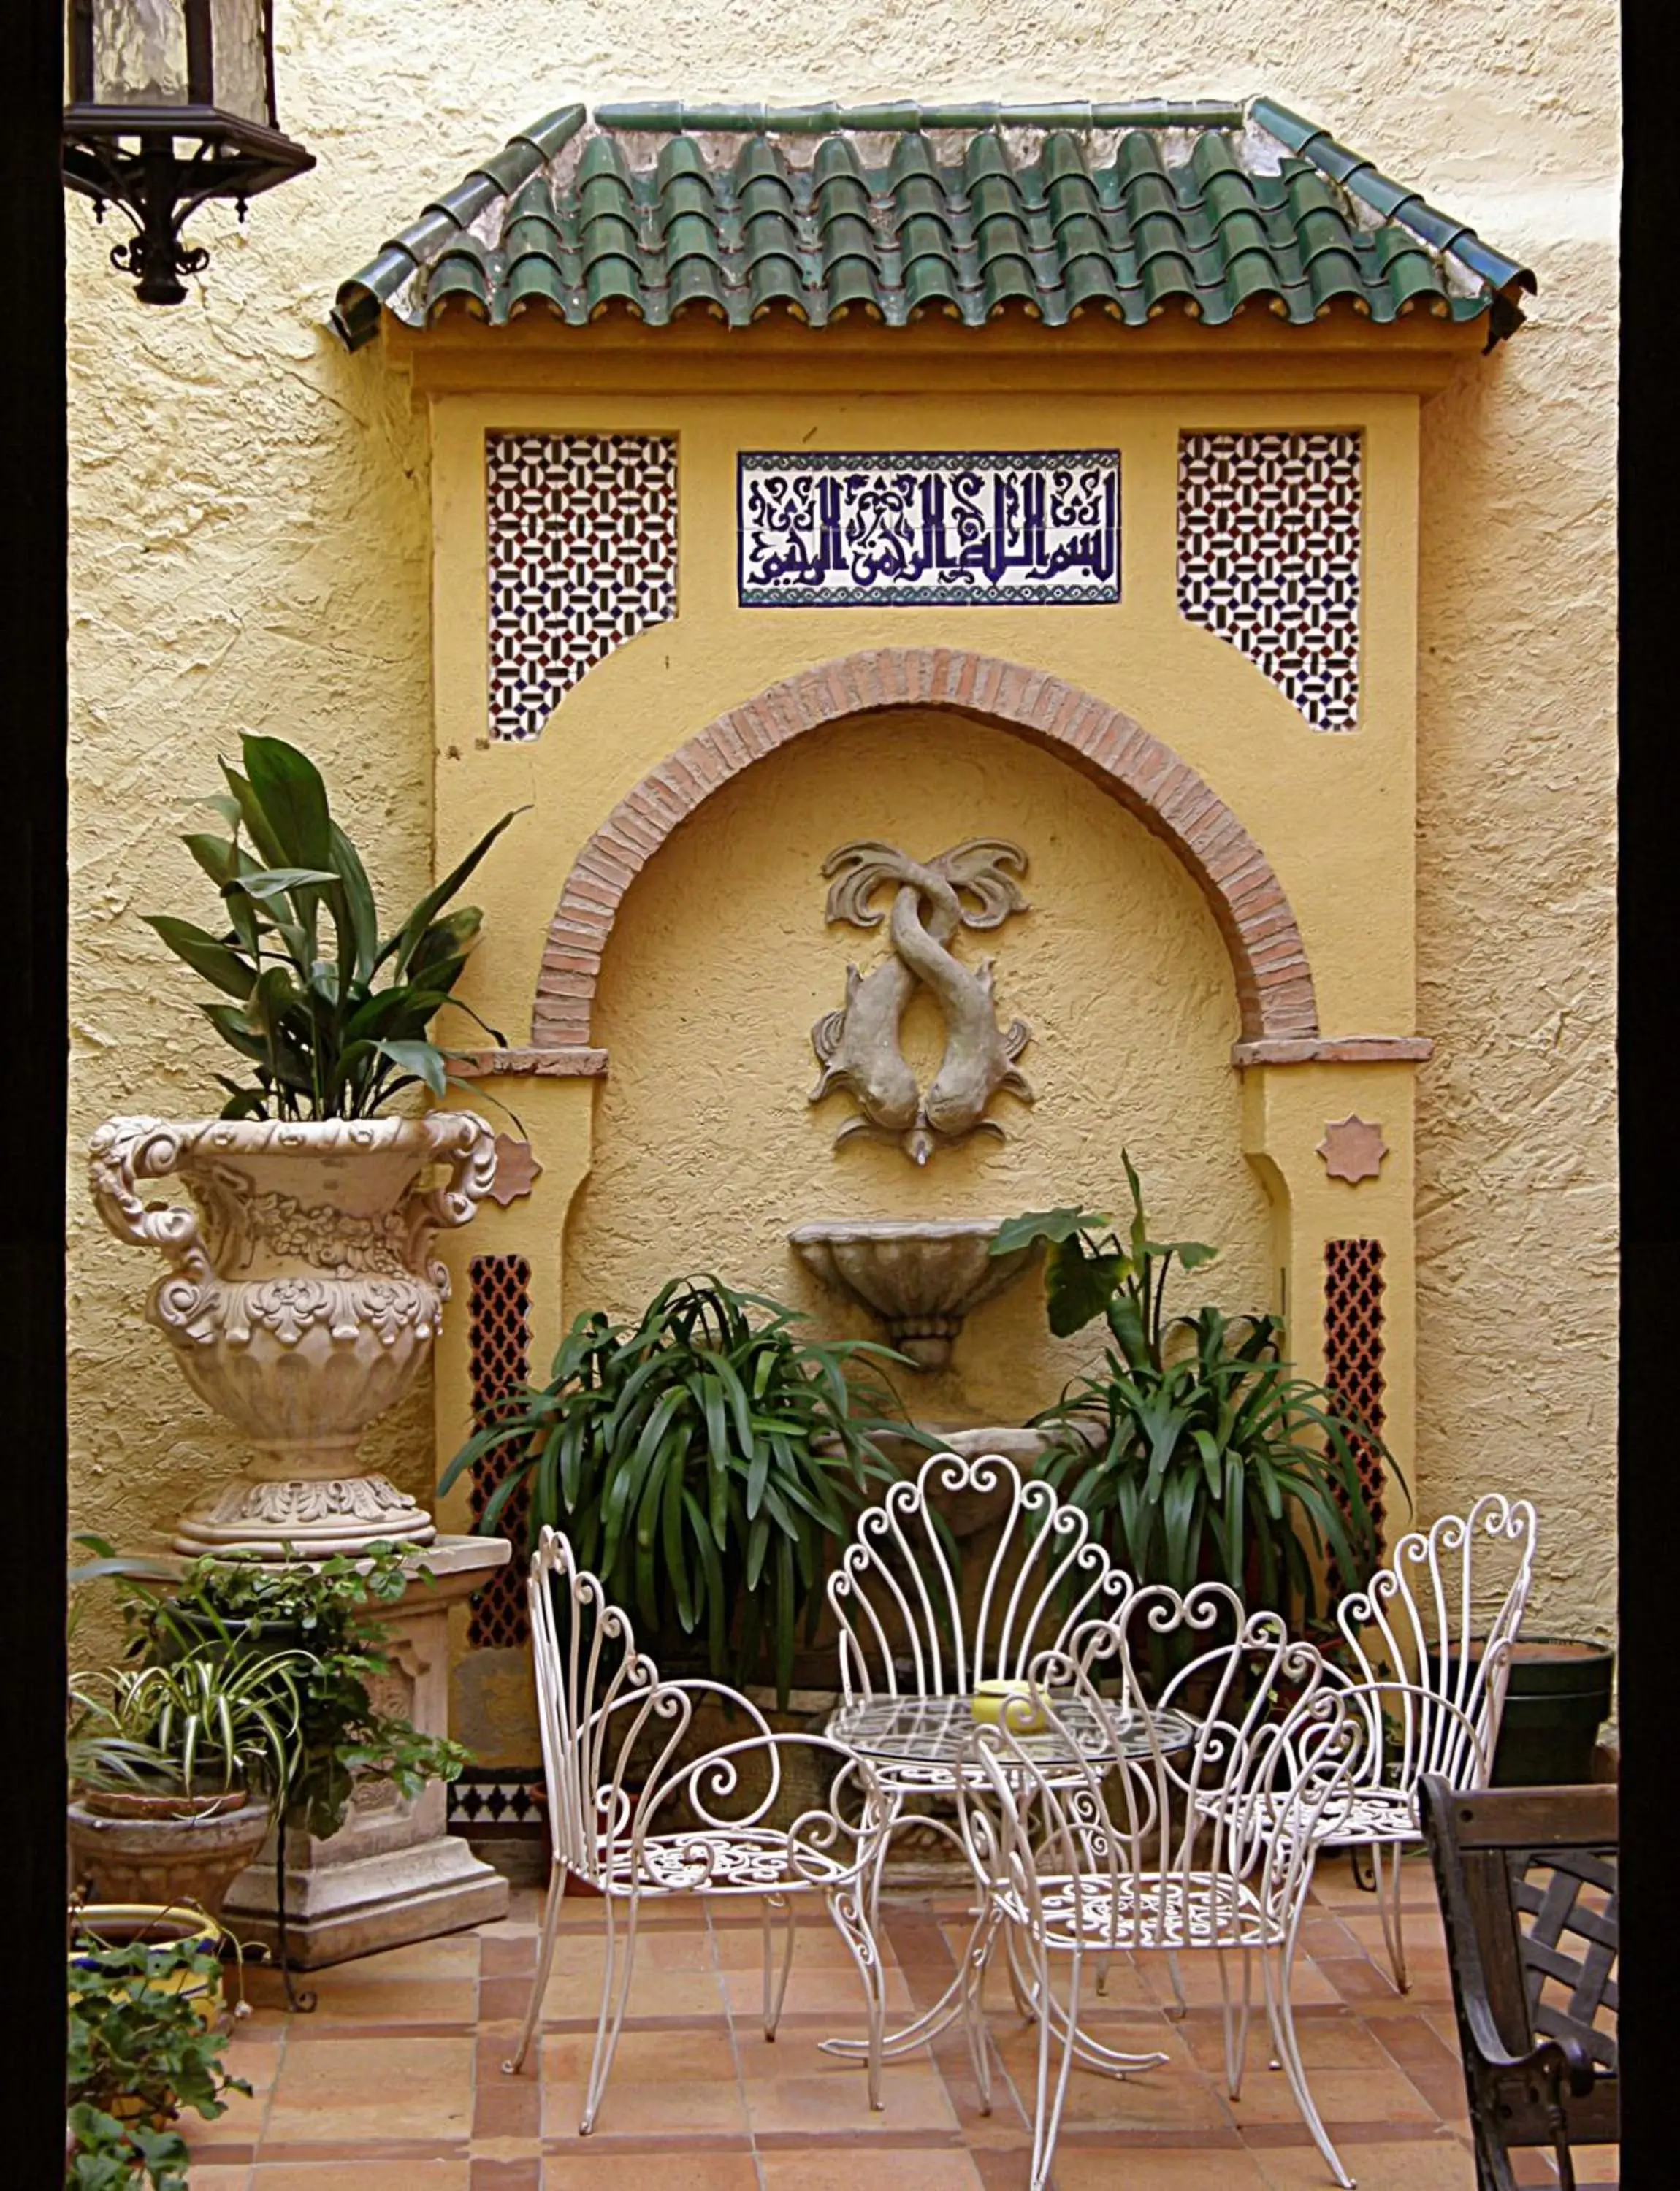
{"left": 486, "top": 433, "right": 678, "bottom": 740}
{"left": 738, "top": 449, "right": 1120, "bottom": 606}
{"left": 1177, "top": 431, "right": 1362, "bottom": 733}
{"left": 448, "top": 1767, "right": 547, "bottom": 1838}
{"left": 1322, "top": 1236, "right": 1388, "bottom": 1548}
{"left": 466, "top": 1253, "right": 534, "bottom": 1648}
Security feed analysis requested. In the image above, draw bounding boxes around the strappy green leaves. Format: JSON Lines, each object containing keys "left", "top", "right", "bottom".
{"left": 440, "top": 1274, "right": 930, "bottom": 1705}
{"left": 1006, "top": 1155, "right": 1404, "bottom": 1661}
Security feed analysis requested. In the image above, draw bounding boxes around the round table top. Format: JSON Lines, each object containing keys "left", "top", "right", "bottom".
{"left": 826, "top": 1691, "right": 1199, "bottom": 1773}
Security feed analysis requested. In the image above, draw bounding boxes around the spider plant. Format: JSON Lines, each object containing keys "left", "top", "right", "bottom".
{"left": 69, "top": 1645, "right": 313, "bottom": 1805}
{"left": 143, "top": 731, "right": 522, "bottom": 1120}
{"left": 67, "top": 1540, "right": 469, "bottom": 1840}
{"left": 440, "top": 1275, "right": 918, "bottom": 1704}
{"left": 995, "top": 1155, "right": 1402, "bottom": 1656}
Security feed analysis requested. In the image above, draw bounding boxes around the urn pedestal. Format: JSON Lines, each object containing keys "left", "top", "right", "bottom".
{"left": 221, "top": 1537, "right": 512, "bottom": 1966}
{"left": 88, "top": 1112, "right": 497, "bottom": 1558}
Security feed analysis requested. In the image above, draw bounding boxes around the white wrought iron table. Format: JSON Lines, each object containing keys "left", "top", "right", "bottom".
{"left": 822, "top": 1691, "right": 1202, "bottom": 2076}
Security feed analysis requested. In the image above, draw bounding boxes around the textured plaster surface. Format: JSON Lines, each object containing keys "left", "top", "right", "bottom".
{"left": 568, "top": 709, "right": 1275, "bottom": 1423}
{"left": 66, "top": 4, "right": 1617, "bottom": 1673}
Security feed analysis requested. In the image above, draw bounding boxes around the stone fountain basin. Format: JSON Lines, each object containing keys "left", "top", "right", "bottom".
{"left": 789, "top": 1218, "right": 1041, "bottom": 1371}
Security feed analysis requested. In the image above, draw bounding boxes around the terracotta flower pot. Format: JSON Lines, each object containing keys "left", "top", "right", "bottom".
{"left": 68, "top": 1789, "right": 273, "bottom": 1918}
{"left": 88, "top": 1110, "right": 497, "bottom": 1557}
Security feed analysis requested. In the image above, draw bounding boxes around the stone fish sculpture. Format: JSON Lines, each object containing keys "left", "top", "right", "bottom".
{"left": 809, "top": 838, "right": 1033, "bottom": 1164}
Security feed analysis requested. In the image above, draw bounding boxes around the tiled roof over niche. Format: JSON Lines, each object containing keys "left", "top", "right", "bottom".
{"left": 332, "top": 98, "right": 1534, "bottom": 350}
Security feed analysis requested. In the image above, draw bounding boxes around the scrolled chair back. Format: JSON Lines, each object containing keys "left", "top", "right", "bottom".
{"left": 526, "top": 1525, "right": 776, "bottom": 1885}
{"left": 1334, "top": 1492, "right": 1538, "bottom": 1766}
{"left": 963, "top": 1583, "right": 1368, "bottom": 1951}
{"left": 629, "top": 1731, "right": 894, "bottom": 1899}
{"left": 825, "top": 1448, "right": 1130, "bottom": 1702}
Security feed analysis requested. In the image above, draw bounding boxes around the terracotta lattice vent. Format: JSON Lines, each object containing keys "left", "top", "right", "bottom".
{"left": 466, "top": 1253, "right": 533, "bottom": 1648}
{"left": 1321, "top": 1236, "right": 1388, "bottom": 1550}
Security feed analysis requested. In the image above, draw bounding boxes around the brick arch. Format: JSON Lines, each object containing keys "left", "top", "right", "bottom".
{"left": 532, "top": 649, "right": 1318, "bottom": 1048}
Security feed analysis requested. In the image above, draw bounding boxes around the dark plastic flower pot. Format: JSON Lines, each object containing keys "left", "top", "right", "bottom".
{"left": 1448, "top": 1637, "right": 1615, "bottom": 1786}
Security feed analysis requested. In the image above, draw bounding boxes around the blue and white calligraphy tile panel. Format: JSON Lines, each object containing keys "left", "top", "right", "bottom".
{"left": 738, "top": 450, "right": 1120, "bottom": 608}
{"left": 1177, "top": 432, "right": 1362, "bottom": 733}
{"left": 486, "top": 433, "right": 678, "bottom": 741}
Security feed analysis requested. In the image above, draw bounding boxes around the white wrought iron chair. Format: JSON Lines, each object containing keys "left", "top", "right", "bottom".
{"left": 823, "top": 1449, "right": 1146, "bottom": 2042}
{"left": 962, "top": 1584, "right": 1370, "bottom": 2191}
{"left": 1326, "top": 1492, "right": 1538, "bottom": 1990}
{"left": 504, "top": 1527, "right": 893, "bottom": 2127}
{"left": 827, "top": 1448, "right": 1131, "bottom": 1813}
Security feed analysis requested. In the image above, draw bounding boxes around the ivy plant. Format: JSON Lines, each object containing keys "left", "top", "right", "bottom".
{"left": 994, "top": 1155, "right": 1402, "bottom": 1654}
{"left": 441, "top": 1276, "right": 922, "bottom": 1705}
{"left": 143, "top": 732, "right": 521, "bottom": 1120}
{"left": 66, "top": 1927, "right": 249, "bottom": 2190}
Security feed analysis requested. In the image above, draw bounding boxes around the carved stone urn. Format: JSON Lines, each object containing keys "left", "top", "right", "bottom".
{"left": 88, "top": 1112, "right": 498, "bottom": 1557}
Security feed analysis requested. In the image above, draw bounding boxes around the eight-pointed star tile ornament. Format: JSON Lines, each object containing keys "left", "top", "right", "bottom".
{"left": 487, "top": 1133, "right": 543, "bottom": 1207}
{"left": 1317, "top": 1115, "right": 1388, "bottom": 1184}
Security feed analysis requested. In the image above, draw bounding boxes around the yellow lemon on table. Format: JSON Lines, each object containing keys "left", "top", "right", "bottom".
{"left": 970, "top": 1679, "right": 1048, "bottom": 1735}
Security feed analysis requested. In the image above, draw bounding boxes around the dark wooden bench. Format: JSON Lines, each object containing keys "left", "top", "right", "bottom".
{"left": 1418, "top": 1775, "right": 1618, "bottom": 2191}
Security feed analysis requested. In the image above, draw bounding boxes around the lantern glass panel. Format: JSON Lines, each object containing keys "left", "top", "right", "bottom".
{"left": 91, "top": 0, "right": 188, "bottom": 107}
{"left": 210, "top": 0, "right": 270, "bottom": 126}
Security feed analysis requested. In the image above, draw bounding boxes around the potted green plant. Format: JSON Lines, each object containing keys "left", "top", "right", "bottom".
{"left": 995, "top": 1155, "right": 1402, "bottom": 1675}
{"left": 440, "top": 1274, "right": 915, "bottom": 1706}
{"left": 69, "top": 1540, "right": 470, "bottom": 1965}
{"left": 66, "top": 1907, "right": 250, "bottom": 2190}
{"left": 85, "top": 733, "right": 522, "bottom": 1558}
{"left": 71, "top": 1540, "right": 470, "bottom": 1832}
{"left": 67, "top": 1645, "right": 311, "bottom": 1917}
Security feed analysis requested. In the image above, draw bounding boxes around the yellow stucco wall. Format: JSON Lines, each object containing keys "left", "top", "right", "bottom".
{"left": 567, "top": 706, "right": 1276, "bottom": 1421}
{"left": 65, "top": 6, "right": 1618, "bottom": 1702}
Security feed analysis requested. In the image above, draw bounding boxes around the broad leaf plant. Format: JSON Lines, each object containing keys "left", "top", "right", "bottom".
{"left": 442, "top": 1276, "right": 921, "bottom": 1706}
{"left": 145, "top": 732, "right": 519, "bottom": 1119}
{"left": 994, "top": 1154, "right": 1402, "bottom": 1651}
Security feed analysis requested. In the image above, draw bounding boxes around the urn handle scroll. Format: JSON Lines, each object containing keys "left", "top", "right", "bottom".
{"left": 88, "top": 1116, "right": 218, "bottom": 1282}
{"left": 397, "top": 1112, "right": 501, "bottom": 1280}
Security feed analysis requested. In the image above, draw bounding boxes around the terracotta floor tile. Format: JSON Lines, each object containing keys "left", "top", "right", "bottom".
{"left": 541, "top": 2025, "right": 739, "bottom": 2085}
{"left": 323, "top": 1937, "right": 482, "bottom": 1981}
{"left": 468, "top": 2161, "right": 541, "bottom": 2191}
{"left": 194, "top": 1873, "right": 1527, "bottom": 2188}
{"left": 542, "top": 2074, "right": 750, "bottom": 2139}
{"left": 722, "top": 1961, "right": 914, "bottom": 2019}
{"left": 252, "top": 2168, "right": 471, "bottom": 2190}
{"left": 1181, "top": 2011, "right": 1391, "bottom": 2076}
{"left": 294, "top": 1976, "right": 480, "bottom": 2025}
{"left": 1050, "top": 2149, "right": 1269, "bottom": 2188}
{"left": 711, "top": 1924, "right": 866, "bottom": 1973}
{"left": 480, "top": 1934, "right": 537, "bottom": 1976}
{"left": 760, "top": 2152, "right": 986, "bottom": 2188}
{"left": 535, "top": 2157, "right": 760, "bottom": 2190}
{"left": 473, "top": 2071, "right": 543, "bottom": 2141}
{"left": 541, "top": 1973, "right": 729, "bottom": 2022}
{"left": 1251, "top": 2134, "right": 1474, "bottom": 2190}
{"left": 1226, "top": 2062, "right": 1440, "bottom": 2128}
{"left": 1569, "top": 2146, "right": 1619, "bottom": 2184}
{"left": 744, "top": 2064, "right": 958, "bottom": 2134}
{"left": 263, "top": 2034, "right": 475, "bottom": 2142}
{"left": 988, "top": 2037, "right": 1233, "bottom": 2135}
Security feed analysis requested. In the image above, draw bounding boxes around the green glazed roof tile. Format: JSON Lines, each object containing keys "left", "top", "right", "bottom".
{"left": 331, "top": 96, "right": 1535, "bottom": 351}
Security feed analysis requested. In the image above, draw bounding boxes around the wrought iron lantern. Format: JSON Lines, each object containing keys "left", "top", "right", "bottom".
{"left": 63, "top": 0, "right": 314, "bottom": 305}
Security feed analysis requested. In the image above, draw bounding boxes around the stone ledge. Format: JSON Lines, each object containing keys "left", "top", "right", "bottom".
{"left": 1230, "top": 1035, "right": 1435, "bottom": 1068}
{"left": 454, "top": 1047, "right": 610, "bottom": 1078}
